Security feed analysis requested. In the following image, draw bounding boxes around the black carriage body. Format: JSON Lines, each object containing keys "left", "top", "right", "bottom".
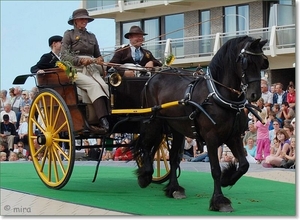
{"left": 109, "top": 76, "right": 149, "bottom": 134}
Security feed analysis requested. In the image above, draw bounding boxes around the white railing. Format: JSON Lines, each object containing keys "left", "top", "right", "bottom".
{"left": 100, "top": 24, "right": 295, "bottom": 63}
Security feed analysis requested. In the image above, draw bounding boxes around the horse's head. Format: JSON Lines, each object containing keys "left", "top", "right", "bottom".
{"left": 236, "top": 37, "right": 269, "bottom": 102}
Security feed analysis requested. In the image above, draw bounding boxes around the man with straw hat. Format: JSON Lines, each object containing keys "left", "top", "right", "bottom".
{"left": 61, "top": 8, "right": 109, "bottom": 133}
{"left": 109, "top": 25, "right": 162, "bottom": 77}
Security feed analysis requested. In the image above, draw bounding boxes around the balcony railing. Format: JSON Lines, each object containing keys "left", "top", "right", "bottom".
{"left": 101, "top": 24, "right": 295, "bottom": 65}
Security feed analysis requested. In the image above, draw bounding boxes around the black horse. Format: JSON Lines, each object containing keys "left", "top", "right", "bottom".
{"left": 134, "top": 36, "right": 269, "bottom": 212}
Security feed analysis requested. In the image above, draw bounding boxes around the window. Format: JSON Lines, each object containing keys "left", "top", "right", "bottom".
{"left": 224, "top": 5, "right": 249, "bottom": 35}
{"left": 165, "top": 14, "right": 184, "bottom": 39}
{"left": 200, "top": 10, "right": 211, "bottom": 54}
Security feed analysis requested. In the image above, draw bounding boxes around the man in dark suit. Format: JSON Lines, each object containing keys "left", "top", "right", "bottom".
{"left": 30, "top": 35, "right": 63, "bottom": 73}
{"left": 0, "top": 114, "right": 16, "bottom": 150}
{"left": 109, "top": 26, "right": 162, "bottom": 77}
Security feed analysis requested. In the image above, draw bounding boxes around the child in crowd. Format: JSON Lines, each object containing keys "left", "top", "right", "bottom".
{"left": 254, "top": 109, "right": 270, "bottom": 163}
{"left": 0, "top": 152, "right": 7, "bottom": 161}
{"left": 0, "top": 141, "right": 10, "bottom": 160}
{"left": 280, "top": 135, "right": 295, "bottom": 169}
{"left": 9, "top": 151, "right": 19, "bottom": 161}
{"left": 263, "top": 129, "right": 290, "bottom": 168}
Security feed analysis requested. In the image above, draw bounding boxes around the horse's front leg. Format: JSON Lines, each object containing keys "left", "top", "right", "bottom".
{"left": 164, "top": 131, "right": 186, "bottom": 199}
{"left": 221, "top": 137, "right": 249, "bottom": 187}
{"left": 207, "top": 142, "right": 233, "bottom": 212}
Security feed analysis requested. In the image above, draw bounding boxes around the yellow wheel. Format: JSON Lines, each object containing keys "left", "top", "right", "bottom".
{"left": 152, "top": 135, "right": 171, "bottom": 183}
{"left": 28, "top": 88, "right": 75, "bottom": 189}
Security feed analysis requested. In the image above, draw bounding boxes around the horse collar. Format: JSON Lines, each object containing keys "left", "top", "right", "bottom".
{"left": 205, "top": 67, "right": 247, "bottom": 111}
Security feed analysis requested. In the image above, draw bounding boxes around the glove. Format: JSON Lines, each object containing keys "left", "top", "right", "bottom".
{"left": 95, "top": 56, "right": 104, "bottom": 65}
{"left": 80, "top": 58, "right": 93, "bottom": 66}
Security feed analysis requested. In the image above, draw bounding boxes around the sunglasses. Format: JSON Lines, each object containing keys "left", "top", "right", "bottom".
{"left": 273, "top": 123, "right": 279, "bottom": 125}
{"left": 17, "top": 145, "right": 23, "bottom": 147}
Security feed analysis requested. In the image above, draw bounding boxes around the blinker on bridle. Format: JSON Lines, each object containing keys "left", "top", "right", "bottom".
{"left": 236, "top": 42, "right": 265, "bottom": 97}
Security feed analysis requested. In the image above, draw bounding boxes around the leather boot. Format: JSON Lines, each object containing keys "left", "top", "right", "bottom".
{"left": 99, "top": 117, "right": 109, "bottom": 131}
{"left": 91, "top": 97, "right": 109, "bottom": 133}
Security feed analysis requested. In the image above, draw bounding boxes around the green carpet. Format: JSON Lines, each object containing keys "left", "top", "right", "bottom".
{"left": 0, "top": 163, "right": 296, "bottom": 216}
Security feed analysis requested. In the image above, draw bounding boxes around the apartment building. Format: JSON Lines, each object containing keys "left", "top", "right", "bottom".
{"left": 82, "top": 0, "right": 296, "bottom": 87}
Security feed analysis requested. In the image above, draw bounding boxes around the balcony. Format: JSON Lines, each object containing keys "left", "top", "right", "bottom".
{"left": 101, "top": 24, "right": 295, "bottom": 69}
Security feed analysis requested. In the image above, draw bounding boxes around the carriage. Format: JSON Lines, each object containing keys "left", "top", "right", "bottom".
{"left": 13, "top": 36, "right": 269, "bottom": 212}
{"left": 13, "top": 65, "right": 173, "bottom": 189}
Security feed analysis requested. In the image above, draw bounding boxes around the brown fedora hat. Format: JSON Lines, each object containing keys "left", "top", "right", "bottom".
{"left": 124, "top": 26, "right": 147, "bottom": 39}
{"left": 68, "top": 8, "right": 94, "bottom": 25}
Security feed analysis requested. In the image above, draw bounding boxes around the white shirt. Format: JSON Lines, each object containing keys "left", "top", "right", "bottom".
{"left": 18, "top": 122, "right": 28, "bottom": 135}
{"left": 184, "top": 139, "right": 196, "bottom": 150}
{"left": 0, "top": 110, "right": 17, "bottom": 123}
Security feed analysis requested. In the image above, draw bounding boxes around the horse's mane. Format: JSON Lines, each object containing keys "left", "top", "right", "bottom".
{"left": 208, "top": 36, "right": 251, "bottom": 81}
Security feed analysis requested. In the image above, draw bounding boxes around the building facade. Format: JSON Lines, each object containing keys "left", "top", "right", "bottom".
{"left": 82, "top": 0, "right": 296, "bottom": 88}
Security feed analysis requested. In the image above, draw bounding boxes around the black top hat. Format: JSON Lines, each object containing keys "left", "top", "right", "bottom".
{"left": 48, "top": 35, "right": 63, "bottom": 46}
{"left": 124, "top": 26, "right": 148, "bottom": 39}
{"left": 68, "top": 8, "right": 94, "bottom": 25}
{"left": 3, "top": 114, "right": 9, "bottom": 121}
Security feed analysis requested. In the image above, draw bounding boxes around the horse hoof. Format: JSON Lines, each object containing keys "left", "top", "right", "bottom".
{"left": 172, "top": 191, "right": 186, "bottom": 199}
{"left": 138, "top": 175, "right": 152, "bottom": 188}
{"left": 219, "top": 204, "right": 234, "bottom": 212}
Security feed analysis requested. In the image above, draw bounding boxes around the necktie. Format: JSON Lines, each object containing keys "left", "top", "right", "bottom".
{"left": 135, "top": 48, "right": 141, "bottom": 63}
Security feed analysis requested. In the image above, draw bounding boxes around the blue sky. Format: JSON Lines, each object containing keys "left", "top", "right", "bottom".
{"left": 1, "top": 0, "right": 115, "bottom": 91}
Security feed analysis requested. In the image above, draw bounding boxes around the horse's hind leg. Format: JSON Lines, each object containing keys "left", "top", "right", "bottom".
{"left": 135, "top": 119, "right": 163, "bottom": 188}
{"left": 164, "top": 129, "right": 186, "bottom": 199}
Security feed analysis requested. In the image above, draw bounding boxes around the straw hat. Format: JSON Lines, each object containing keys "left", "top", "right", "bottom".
{"left": 68, "top": 9, "right": 94, "bottom": 25}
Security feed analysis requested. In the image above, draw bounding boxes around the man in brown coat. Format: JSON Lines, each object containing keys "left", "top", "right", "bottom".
{"left": 109, "top": 26, "right": 162, "bottom": 77}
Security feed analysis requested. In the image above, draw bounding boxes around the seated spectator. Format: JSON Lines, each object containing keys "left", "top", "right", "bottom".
{"left": 191, "top": 144, "right": 209, "bottom": 162}
{"left": 0, "top": 89, "right": 11, "bottom": 112}
{"left": 0, "top": 141, "right": 10, "bottom": 161}
{"left": 244, "top": 137, "right": 257, "bottom": 163}
{"left": 13, "top": 114, "right": 28, "bottom": 149}
{"left": 268, "top": 111, "right": 283, "bottom": 130}
{"left": 182, "top": 137, "right": 197, "bottom": 161}
{"left": 0, "top": 114, "right": 16, "bottom": 150}
{"left": 8, "top": 151, "right": 19, "bottom": 161}
{"left": 269, "top": 119, "right": 281, "bottom": 145}
{"left": 0, "top": 103, "right": 17, "bottom": 127}
{"left": 280, "top": 135, "right": 295, "bottom": 169}
{"left": 0, "top": 151, "right": 7, "bottom": 161}
{"left": 243, "top": 121, "right": 257, "bottom": 147}
{"left": 291, "top": 118, "right": 295, "bottom": 135}
{"left": 272, "top": 103, "right": 284, "bottom": 121}
{"left": 102, "top": 148, "right": 115, "bottom": 161}
{"left": 220, "top": 144, "right": 235, "bottom": 163}
{"left": 18, "top": 104, "right": 30, "bottom": 128}
{"left": 286, "top": 84, "right": 295, "bottom": 110}
{"left": 263, "top": 129, "right": 290, "bottom": 168}
{"left": 114, "top": 139, "right": 133, "bottom": 161}
{"left": 13, "top": 141, "right": 27, "bottom": 160}
{"left": 279, "top": 102, "right": 295, "bottom": 121}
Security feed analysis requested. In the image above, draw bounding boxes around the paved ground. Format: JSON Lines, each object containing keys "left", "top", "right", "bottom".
{"left": 0, "top": 161, "right": 296, "bottom": 216}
